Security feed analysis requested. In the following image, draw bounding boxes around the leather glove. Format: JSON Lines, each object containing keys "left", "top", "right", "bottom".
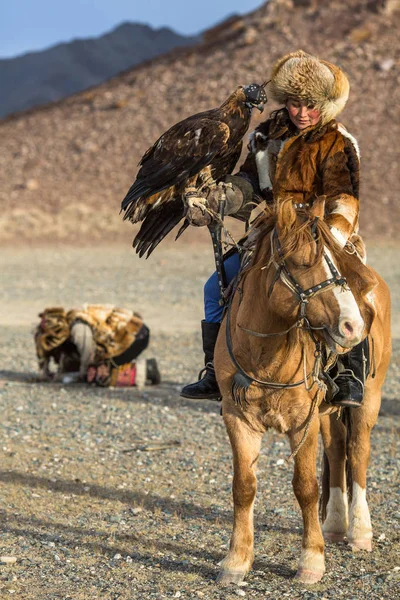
{"left": 185, "top": 192, "right": 212, "bottom": 227}
{"left": 185, "top": 180, "right": 245, "bottom": 227}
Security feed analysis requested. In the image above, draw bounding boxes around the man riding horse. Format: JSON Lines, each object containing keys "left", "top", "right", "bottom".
{"left": 181, "top": 49, "right": 367, "bottom": 409}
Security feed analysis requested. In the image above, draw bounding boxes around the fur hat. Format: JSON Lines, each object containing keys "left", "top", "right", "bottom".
{"left": 269, "top": 50, "right": 350, "bottom": 125}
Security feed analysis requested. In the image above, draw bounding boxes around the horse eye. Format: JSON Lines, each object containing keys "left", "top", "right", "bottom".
{"left": 290, "top": 258, "right": 311, "bottom": 269}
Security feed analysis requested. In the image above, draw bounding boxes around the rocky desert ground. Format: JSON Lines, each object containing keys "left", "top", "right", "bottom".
{"left": 0, "top": 235, "right": 399, "bottom": 600}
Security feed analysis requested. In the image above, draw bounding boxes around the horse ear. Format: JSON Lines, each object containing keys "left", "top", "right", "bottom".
{"left": 277, "top": 198, "right": 297, "bottom": 231}
{"left": 312, "top": 195, "right": 326, "bottom": 220}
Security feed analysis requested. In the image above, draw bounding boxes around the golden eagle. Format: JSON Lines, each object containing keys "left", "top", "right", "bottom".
{"left": 121, "top": 83, "right": 267, "bottom": 258}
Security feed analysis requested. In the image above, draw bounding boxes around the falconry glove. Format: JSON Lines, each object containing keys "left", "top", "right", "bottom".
{"left": 185, "top": 177, "right": 251, "bottom": 227}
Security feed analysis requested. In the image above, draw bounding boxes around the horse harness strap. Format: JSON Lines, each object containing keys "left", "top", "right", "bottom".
{"left": 225, "top": 290, "right": 321, "bottom": 393}
{"left": 208, "top": 198, "right": 228, "bottom": 306}
{"left": 241, "top": 226, "right": 347, "bottom": 339}
{"left": 271, "top": 228, "right": 348, "bottom": 305}
{"left": 225, "top": 223, "right": 351, "bottom": 407}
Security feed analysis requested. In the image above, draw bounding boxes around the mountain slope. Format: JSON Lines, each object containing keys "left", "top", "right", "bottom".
{"left": 0, "top": 0, "right": 398, "bottom": 244}
{"left": 0, "top": 22, "right": 200, "bottom": 118}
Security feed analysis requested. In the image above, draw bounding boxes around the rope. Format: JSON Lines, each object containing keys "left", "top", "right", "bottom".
{"left": 206, "top": 206, "right": 242, "bottom": 253}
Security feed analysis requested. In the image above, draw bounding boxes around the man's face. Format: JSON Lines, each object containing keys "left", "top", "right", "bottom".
{"left": 286, "top": 98, "right": 321, "bottom": 129}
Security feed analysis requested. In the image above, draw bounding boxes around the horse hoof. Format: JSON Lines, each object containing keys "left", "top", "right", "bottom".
{"left": 349, "top": 538, "right": 372, "bottom": 552}
{"left": 217, "top": 569, "right": 246, "bottom": 586}
{"left": 323, "top": 531, "right": 345, "bottom": 543}
{"left": 295, "top": 568, "right": 325, "bottom": 584}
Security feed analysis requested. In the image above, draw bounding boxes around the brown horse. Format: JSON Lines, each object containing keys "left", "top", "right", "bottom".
{"left": 214, "top": 197, "right": 391, "bottom": 585}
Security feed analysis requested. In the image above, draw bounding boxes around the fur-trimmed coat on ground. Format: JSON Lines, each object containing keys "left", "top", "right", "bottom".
{"left": 35, "top": 305, "right": 145, "bottom": 378}
{"left": 235, "top": 109, "right": 360, "bottom": 249}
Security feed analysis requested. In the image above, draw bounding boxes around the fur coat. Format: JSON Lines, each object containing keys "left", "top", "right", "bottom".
{"left": 236, "top": 109, "right": 360, "bottom": 249}
{"left": 35, "top": 305, "right": 145, "bottom": 376}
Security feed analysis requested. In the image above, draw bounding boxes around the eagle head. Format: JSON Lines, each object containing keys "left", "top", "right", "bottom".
{"left": 243, "top": 82, "right": 268, "bottom": 112}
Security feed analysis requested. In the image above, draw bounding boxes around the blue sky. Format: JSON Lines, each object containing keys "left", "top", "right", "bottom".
{"left": 0, "top": 0, "right": 265, "bottom": 58}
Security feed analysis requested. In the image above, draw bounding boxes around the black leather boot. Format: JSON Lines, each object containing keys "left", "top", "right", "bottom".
{"left": 331, "top": 340, "right": 369, "bottom": 408}
{"left": 180, "top": 321, "right": 221, "bottom": 400}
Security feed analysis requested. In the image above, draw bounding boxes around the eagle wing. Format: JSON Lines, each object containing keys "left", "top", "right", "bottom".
{"left": 121, "top": 116, "right": 231, "bottom": 222}
{"left": 130, "top": 135, "right": 244, "bottom": 259}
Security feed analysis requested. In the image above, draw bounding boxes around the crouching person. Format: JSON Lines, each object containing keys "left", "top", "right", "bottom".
{"left": 34, "top": 304, "right": 160, "bottom": 387}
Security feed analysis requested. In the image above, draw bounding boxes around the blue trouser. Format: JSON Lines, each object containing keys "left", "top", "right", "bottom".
{"left": 204, "top": 251, "right": 241, "bottom": 323}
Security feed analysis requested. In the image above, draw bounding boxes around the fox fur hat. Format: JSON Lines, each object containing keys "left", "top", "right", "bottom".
{"left": 269, "top": 50, "right": 350, "bottom": 125}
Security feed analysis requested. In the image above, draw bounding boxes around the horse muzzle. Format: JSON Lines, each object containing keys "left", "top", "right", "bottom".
{"left": 324, "top": 319, "right": 364, "bottom": 351}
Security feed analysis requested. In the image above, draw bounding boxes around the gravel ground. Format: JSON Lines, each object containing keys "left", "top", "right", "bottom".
{"left": 0, "top": 242, "right": 399, "bottom": 600}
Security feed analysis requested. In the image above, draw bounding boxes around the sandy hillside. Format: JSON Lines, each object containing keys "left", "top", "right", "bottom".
{"left": 0, "top": 0, "right": 399, "bottom": 244}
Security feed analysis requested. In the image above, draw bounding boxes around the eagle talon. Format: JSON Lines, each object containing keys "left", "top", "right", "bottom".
{"left": 199, "top": 175, "right": 217, "bottom": 192}
{"left": 185, "top": 195, "right": 208, "bottom": 213}
{"left": 197, "top": 169, "right": 217, "bottom": 187}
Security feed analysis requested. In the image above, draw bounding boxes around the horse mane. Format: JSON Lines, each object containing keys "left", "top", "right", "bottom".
{"left": 247, "top": 200, "right": 378, "bottom": 333}
{"left": 248, "top": 200, "right": 327, "bottom": 267}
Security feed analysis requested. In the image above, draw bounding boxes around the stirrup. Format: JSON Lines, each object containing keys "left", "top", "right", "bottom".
{"left": 180, "top": 361, "right": 221, "bottom": 400}
{"left": 198, "top": 361, "right": 213, "bottom": 380}
{"left": 331, "top": 369, "right": 364, "bottom": 408}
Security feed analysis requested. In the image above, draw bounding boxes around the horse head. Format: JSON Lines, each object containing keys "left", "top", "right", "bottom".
{"left": 258, "top": 197, "right": 373, "bottom": 351}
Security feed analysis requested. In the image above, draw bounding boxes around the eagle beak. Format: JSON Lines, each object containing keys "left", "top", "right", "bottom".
{"left": 256, "top": 104, "right": 264, "bottom": 113}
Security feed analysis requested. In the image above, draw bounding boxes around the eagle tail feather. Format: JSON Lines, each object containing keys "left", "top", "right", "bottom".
{"left": 139, "top": 215, "right": 182, "bottom": 258}
{"left": 175, "top": 220, "right": 190, "bottom": 241}
{"left": 133, "top": 201, "right": 185, "bottom": 258}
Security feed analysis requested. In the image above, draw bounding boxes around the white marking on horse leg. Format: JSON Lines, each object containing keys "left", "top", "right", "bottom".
{"left": 299, "top": 548, "right": 325, "bottom": 572}
{"left": 296, "top": 549, "right": 325, "bottom": 583}
{"left": 348, "top": 482, "right": 372, "bottom": 551}
{"left": 322, "top": 487, "right": 348, "bottom": 540}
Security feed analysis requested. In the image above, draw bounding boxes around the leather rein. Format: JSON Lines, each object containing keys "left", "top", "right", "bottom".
{"left": 225, "top": 222, "right": 349, "bottom": 391}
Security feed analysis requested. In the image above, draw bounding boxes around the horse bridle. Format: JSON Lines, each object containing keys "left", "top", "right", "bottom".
{"left": 267, "top": 226, "right": 349, "bottom": 327}
{"left": 226, "top": 221, "right": 349, "bottom": 390}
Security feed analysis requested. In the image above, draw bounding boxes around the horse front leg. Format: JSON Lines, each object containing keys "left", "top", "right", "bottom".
{"left": 320, "top": 414, "right": 349, "bottom": 542}
{"left": 346, "top": 395, "right": 380, "bottom": 552}
{"left": 289, "top": 416, "right": 325, "bottom": 584}
{"left": 217, "top": 410, "right": 263, "bottom": 586}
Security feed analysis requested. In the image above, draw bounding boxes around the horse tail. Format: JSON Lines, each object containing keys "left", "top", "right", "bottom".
{"left": 343, "top": 408, "right": 353, "bottom": 503}
{"left": 320, "top": 451, "right": 330, "bottom": 522}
